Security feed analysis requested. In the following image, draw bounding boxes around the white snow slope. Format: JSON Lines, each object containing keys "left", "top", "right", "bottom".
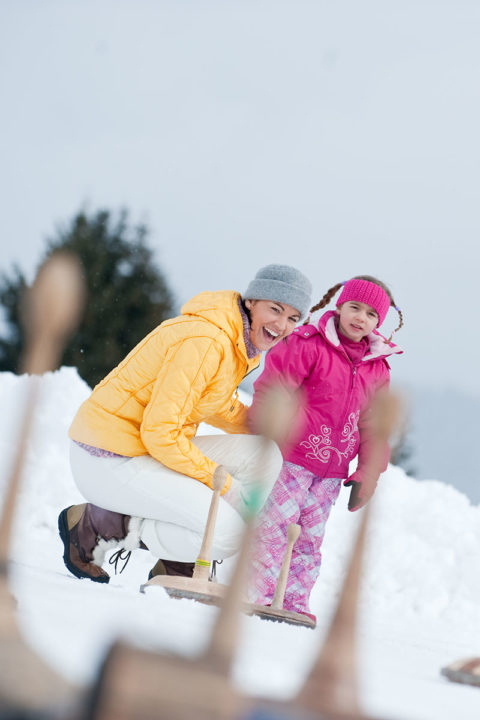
{"left": 1, "top": 367, "right": 480, "bottom": 720}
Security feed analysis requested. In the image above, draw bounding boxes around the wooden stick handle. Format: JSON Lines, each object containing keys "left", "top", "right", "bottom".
{"left": 0, "top": 252, "right": 84, "bottom": 709}
{"left": 205, "top": 390, "right": 302, "bottom": 675}
{"left": 0, "top": 252, "right": 85, "bottom": 571}
{"left": 296, "top": 391, "right": 401, "bottom": 717}
{"left": 271, "top": 523, "right": 300, "bottom": 610}
{"left": 193, "top": 465, "right": 229, "bottom": 581}
{"left": 204, "top": 494, "right": 256, "bottom": 673}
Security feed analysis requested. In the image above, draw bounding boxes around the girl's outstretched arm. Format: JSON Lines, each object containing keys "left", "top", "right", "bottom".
{"left": 344, "top": 381, "right": 391, "bottom": 511}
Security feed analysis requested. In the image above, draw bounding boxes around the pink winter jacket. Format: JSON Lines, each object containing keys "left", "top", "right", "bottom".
{"left": 249, "top": 310, "right": 402, "bottom": 481}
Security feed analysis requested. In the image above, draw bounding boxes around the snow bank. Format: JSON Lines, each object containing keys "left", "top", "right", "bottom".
{"left": 0, "top": 368, "right": 90, "bottom": 554}
{"left": 5, "top": 367, "right": 477, "bottom": 622}
{"left": 314, "top": 463, "right": 480, "bottom": 627}
{"left": 1, "top": 368, "right": 480, "bottom": 720}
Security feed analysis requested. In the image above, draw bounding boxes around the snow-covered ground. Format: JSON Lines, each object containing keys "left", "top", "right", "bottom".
{"left": 1, "top": 367, "right": 480, "bottom": 720}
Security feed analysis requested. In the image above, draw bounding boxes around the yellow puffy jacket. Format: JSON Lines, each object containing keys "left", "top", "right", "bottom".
{"left": 69, "top": 291, "right": 260, "bottom": 494}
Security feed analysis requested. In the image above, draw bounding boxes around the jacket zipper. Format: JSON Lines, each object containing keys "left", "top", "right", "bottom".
{"left": 335, "top": 364, "right": 358, "bottom": 472}
{"left": 319, "top": 349, "right": 357, "bottom": 474}
{"left": 337, "top": 345, "right": 357, "bottom": 424}
{"left": 242, "top": 364, "right": 258, "bottom": 382}
{"left": 339, "top": 359, "right": 358, "bottom": 451}
{"left": 230, "top": 359, "right": 255, "bottom": 412}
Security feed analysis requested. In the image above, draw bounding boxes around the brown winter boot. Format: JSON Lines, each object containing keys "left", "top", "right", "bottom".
{"left": 148, "top": 558, "right": 195, "bottom": 581}
{"left": 58, "top": 503, "right": 141, "bottom": 583}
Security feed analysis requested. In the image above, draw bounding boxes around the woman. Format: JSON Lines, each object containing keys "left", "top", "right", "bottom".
{"left": 59, "top": 264, "right": 312, "bottom": 583}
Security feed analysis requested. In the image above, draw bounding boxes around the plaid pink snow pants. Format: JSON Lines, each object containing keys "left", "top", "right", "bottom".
{"left": 248, "top": 461, "right": 342, "bottom": 614}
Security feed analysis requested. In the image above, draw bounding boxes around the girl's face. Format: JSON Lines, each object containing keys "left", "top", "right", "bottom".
{"left": 245, "top": 299, "right": 301, "bottom": 351}
{"left": 336, "top": 301, "right": 378, "bottom": 342}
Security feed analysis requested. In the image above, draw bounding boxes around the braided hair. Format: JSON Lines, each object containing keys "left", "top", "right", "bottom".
{"left": 306, "top": 274, "right": 403, "bottom": 342}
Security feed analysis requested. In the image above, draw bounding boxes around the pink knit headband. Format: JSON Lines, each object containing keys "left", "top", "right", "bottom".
{"left": 336, "top": 279, "right": 391, "bottom": 327}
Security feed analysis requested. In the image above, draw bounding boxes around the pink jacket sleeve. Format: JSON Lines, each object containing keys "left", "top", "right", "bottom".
{"left": 344, "top": 366, "right": 391, "bottom": 510}
{"left": 355, "top": 382, "right": 391, "bottom": 478}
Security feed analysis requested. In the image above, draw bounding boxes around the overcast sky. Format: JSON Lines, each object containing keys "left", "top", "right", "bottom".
{"left": 1, "top": 0, "right": 479, "bottom": 397}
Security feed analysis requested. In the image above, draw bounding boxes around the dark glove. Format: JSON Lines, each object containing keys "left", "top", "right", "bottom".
{"left": 343, "top": 471, "right": 377, "bottom": 512}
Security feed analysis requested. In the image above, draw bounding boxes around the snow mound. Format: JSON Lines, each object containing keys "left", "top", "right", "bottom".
{"left": 1, "top": 367, "right": 478, "bottom": 627}
{"left": 1, "top": 369, "right": 480, "bottom": 720}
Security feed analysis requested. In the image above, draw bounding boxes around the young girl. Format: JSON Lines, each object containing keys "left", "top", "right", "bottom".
{"left": 247, "top": 275, "right": 403, "bottom": 621}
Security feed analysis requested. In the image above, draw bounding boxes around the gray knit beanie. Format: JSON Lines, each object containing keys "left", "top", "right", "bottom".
{"left": 244, "top": 264, "right": 312, "bottom": 320}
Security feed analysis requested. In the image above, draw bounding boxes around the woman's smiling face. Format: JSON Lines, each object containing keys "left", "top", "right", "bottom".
{"left": 245, "top": 299, "right": 301, "bottom": 351}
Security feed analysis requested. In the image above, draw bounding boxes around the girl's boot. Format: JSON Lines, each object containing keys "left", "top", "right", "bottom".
{"left": 58, "top": 503, "right": 143, "bottom": 583}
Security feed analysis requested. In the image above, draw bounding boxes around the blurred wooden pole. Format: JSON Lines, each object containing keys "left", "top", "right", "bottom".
{"left": 203, "top": 477, "right": 264, "bottom": 676}
{"left": 0, "top": 251, "right": 85, "bottom": 568}
{"left": 296, "top": 508, "right": 369, "bottom": 716}
{"left": 0, "top": 251, "right": 85, "bottom": 713}
{"left": 294, "top": 392, "right": 401, "bottom": 718}
{"left": 92, "top": 386, "right": 299, "bottom": 720}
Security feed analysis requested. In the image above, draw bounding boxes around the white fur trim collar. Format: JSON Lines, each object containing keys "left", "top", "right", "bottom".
{"left": 324, "top": 315, "right": 340, "bottom": 346}
{"left": 363, "top": 331, "right": 402, "bottom": 360}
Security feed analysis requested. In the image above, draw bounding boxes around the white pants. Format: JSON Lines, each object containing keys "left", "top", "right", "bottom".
{"left": 69, "top": 435, "right": 282, "bottom": 562}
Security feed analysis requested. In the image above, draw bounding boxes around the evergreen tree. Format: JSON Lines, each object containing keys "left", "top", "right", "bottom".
{"left": 0, "top": 208, "right": 176, "bottom": 388}
{"left": 0, "top": 265, "right": 27, "bottom": 373}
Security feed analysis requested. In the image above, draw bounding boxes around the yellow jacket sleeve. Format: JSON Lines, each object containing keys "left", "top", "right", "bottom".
{"left": 140, "top": 337, "right": 232, "bottom": 494}
{"left": 204, "top": 391, "right": 250, "bottom": 434}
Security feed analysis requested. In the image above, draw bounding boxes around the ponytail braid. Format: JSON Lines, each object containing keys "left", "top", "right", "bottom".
{"left": 387, "top": 305, "right": 404, "bottom": 343}
{"left": 303, "top": 282, "right": 343, "bottom": 324}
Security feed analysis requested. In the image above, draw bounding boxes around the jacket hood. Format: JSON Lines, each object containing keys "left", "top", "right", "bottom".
{"left": 295, "top": 310, "right": 403, "bottom": 361}
{"left": 181, "top": 290, "right": 251, "bottom": 358}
